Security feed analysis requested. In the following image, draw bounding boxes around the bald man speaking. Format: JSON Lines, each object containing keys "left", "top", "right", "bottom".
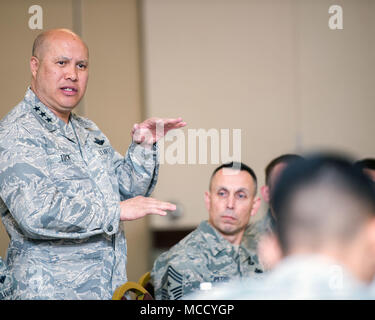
{"left": 0, "top": 29, "right": 185, "bottom": 299}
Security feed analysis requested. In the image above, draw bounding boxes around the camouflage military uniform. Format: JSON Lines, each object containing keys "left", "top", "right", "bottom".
{"left": 242, "top": 208, "right": 276, "bottom": 254}
{"left": 0, "top": 257, "right": 14, "bottom": 300}
{"left": 189, "top": 254, "right": 370, "bottom": 300}
{"left": 151, "top": 220, "right": 264, "bottom": 300}
{"left": 0, "top": 88, "right": 159, "bottom": 299}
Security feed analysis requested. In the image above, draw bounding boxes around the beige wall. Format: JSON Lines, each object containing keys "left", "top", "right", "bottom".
{"left": 0, "top": 0, "right": 148, "bottom": 282}
{"left": 141, "top": 0, "right": 375, "bottom": 230}
{"left": 297, "top": 0, "right": 375, "bottom": 155}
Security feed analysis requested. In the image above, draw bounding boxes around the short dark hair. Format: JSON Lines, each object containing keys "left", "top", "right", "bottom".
{"left": 265, "top": 154, "right": 303, "bottom": 187}
{"left": 209, "top": 161, "right": 257, "bottom": 195}
{"left": 271, "top": 154, "right": 375, "bottom": 254}
{"left": 354, "top": 158, "right": 375, "bottom": 171}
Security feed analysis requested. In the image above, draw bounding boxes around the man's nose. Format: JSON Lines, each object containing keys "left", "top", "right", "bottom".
{"left": 65, "top": 66, "right": 78, "bottom": 81}
{"left": 226, "top": 194, "right": 235, "bottom": 209}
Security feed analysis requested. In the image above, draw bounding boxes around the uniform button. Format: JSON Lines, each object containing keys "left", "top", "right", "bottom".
{"left": 107, "top": 225, "right": 113, "bottom": 232}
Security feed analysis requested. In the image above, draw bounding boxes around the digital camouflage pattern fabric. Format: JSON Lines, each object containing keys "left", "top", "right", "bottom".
{"left": 242, "top": 209, "right": 276, "bottom": 254}
{"left": 189, "top": 255, "right": 372, "bottom": 300}
{"left": 0, "top": 257, "right": 14, "bottom": 300}
{"left": 0, "top": 88, "right": 159, "bottom": 299}
{"left": 151, "top": 220, "right": 264, "bottom": 300}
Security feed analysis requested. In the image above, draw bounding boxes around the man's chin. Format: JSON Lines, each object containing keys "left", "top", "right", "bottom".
{"left": 217, "top": 225, "right": 240, "bottom": 236}
{"left": 58, "top": 92, "right": 84, "bottom": 107}
{"left": 56, "top": 101, "right": 81, "bottom": 113}
{"left": 60, "top": 98, "right": 81, "bottom": 109}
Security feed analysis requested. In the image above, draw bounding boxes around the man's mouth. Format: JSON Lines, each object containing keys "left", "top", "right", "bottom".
{"left": 60, "top": 87, "right": 78, "bottom": 95}
{"left": 222, "top": 215, "right": 236, "bottom": 221}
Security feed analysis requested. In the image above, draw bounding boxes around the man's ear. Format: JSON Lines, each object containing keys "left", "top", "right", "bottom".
{"left": 204, "top": 191, "right": 211, "bottom": 212}
{"left": 30, "top": 56, "right": 40, "bottom": 78}
{"left": 260, "top": 185, "right": 270, "bottom": 203}
{"left": 250, "top": 197, "right": 261, "bottom": 216}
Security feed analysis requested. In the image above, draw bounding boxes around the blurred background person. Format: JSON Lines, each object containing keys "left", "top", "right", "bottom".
{"left": 243, "top": 154, "right": 303, "bottom": 270}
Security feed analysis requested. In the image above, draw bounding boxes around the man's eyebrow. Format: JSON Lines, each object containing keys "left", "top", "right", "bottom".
{"left": 55, "top": 56, "right": 71, "bottom": 61}
{"left": 216, "top": 186, "right": 228, "bottom": 191}
{"left": 235, "top": 187, "right": 250, "bottom": 194}
{"left": 55, "top": 56, "right": 88, "bottom": 64}
{"left": 216, "top": 186, "right": 249, "bottom": 193}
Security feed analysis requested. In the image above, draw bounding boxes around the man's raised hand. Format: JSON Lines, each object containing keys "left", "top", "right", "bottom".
{"left": 131, "top": 117, "right": 186, "bottom": 147}
{"left": 119, "top": 196, "right": 176, "bottom": 221}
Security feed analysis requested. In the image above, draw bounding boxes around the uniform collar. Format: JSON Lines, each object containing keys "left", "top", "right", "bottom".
{"left": 198, "top": 220, "right": 253, "bottom": 262}
{"left": 26, "top": 87, "right": 67, "bottom": 133}
{"left": 25, "top": 87, "right": 92, "bottom": 144}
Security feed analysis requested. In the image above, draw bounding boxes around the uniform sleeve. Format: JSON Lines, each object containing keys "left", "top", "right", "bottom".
{"left": 0, "top": 142, "right": 118, "bottom": 240}
{"left": 114, "top": 142, "right": 159, "bottom": 201}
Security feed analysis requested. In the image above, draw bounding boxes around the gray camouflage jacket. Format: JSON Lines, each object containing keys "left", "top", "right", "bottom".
{"left": 0, "top": 88, "right": 159, "bottom": 299}
{"left": 151, "top": 220, "right": 264, "bottom": 300}
{"left": 0, "top": 257, "right": 14, "bottom": 299}
{"left": 242, "top": 208, "right": 276, "bottom": 253}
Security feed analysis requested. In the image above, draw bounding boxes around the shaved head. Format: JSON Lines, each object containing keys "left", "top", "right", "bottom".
{"left": 30, "top": 28, "right": 89, "bottom": 123}
{"left": 32, "top": 28, "right": 88, "bottom": 60}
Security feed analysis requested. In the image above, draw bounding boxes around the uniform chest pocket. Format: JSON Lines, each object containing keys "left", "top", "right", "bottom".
{"left": 46, "top": 153, "right": 89, "bottom": 181}
{"left": 88, "top": 145, "right": 114, "bottom": 173}
{"left": 92, "top": 146, "right": 113, "bottom": 161}
{"left": 46, "top": 154, "right": 93, "bottom": 197}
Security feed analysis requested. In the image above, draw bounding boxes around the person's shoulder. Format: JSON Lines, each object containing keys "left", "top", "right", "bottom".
{"left": 175, "top": 225, "right": 209, "bottom": 254}
{"left": 0, "top": 103, "right": 38, "bottom": 147}
{"left": 154, "top": 226, "right": 204, "bottom": 265}
{"left": 1, "top": 98, "right": 30, "bottom": 126}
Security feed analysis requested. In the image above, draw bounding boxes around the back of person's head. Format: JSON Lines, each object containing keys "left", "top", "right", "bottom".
{"left": 265, "top": 154, "right": 303, "bottom": 188}
{"left": 271, "top": 154, "right": 375, "bottom": 257}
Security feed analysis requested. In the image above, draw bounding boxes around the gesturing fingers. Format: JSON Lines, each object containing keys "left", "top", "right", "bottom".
{"left": 131, "top": 117, "right": 187, "bottom": 145}
{"left": 120, "top": 196, "right": 176, "bottom": 221}
{"left": 163, "top": 118, "right": 187, "bottom": 130}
